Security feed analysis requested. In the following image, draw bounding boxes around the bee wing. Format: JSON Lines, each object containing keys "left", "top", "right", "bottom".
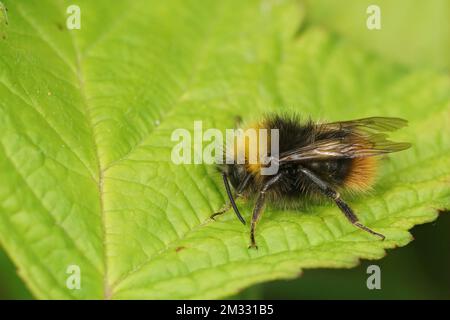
{"left": 279, "top": 117, "right": 411, "bottom": 162}
{"left": 323, "top": 116, "right": 408, "bottom": 133}
{"left": 279, "top": 138, "right": 411, "bottom": 162}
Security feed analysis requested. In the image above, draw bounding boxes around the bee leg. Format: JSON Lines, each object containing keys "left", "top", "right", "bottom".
{"left": 249, "top": 195, "right": 265, "bottom": 249}
{"left": 212, "top": 172, "right": 252, "bottom": 222}
{"left": 299, "top": 166, "right": 385, "bottom": 240}
{"left": 210, "top": 201, "right": 234, "bottom": 220}
{"left": 249, "top": 174, "right": 282, "bottom": 249}
{"left": 333, "top": 196, "right": 385, "bottom": 240}
{"left": 211, "top": 173, "right": 248, "bottom": 225}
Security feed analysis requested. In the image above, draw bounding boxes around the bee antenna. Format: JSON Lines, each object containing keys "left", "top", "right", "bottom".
{"left": 222, "top": 173, "right": 246, "bottom": 225}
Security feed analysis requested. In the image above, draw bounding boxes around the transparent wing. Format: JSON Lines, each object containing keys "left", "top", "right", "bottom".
{"left": 323, "top": 116, "right": 408, "bottom": 132}
{"left": 279, "top": 117, "right": 411, "bottom": 162}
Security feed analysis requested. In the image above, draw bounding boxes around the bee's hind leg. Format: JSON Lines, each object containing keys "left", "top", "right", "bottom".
{"left": 298, "top": 166, "right": 385, "bottom": 240}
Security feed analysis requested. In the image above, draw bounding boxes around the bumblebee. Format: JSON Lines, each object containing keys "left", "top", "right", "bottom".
{"left": 211, "top": 114, "right": 411, "bottom": 249}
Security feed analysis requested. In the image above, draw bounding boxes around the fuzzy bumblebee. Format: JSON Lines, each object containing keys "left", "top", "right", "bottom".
{"left": 211, "top": 114, "right": 411, "bottom": 249}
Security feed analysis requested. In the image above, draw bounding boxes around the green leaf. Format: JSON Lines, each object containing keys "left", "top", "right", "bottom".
{"left": 0, "top": 0, "right": 448, "bottom": 299}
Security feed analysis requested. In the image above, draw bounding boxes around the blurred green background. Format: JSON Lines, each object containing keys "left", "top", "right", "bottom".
{"left": 0, "top": 0, "right": 448, "bottom": 299}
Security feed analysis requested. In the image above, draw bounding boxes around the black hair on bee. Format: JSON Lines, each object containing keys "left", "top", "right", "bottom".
{"left": 211, "top": 113, "right": 411, "bottom": 249}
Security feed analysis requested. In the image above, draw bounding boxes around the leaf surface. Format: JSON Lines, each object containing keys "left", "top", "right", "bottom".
{"left": 0, "top": 0, "right": 448, "bottom": 299}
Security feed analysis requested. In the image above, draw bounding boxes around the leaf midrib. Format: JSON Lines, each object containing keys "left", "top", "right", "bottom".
{"left": 66, "top": 20, "right": 111, "bottom": 300}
